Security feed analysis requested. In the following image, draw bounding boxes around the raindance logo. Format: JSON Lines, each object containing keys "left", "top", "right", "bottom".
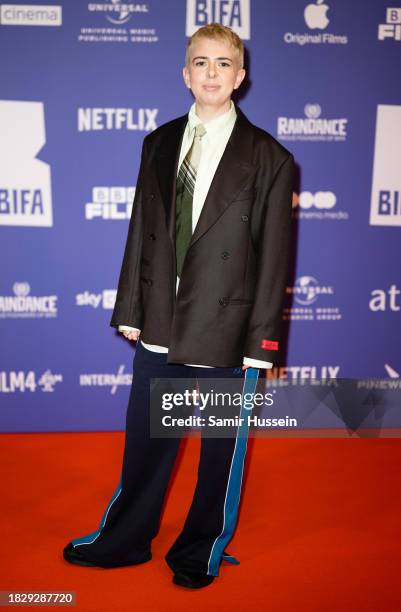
{"left": 85, "top": 186, "right": 135, "bottom": 220}
{"left": 0, "top": 370, "right": 62, "bottom": 393}
{"left": 284, "top": 276, "right": 341, "bottom": 321}
{"left": 79, "top": 365, "right": 132, "bottom": 394}
{"left": 79, "top": 2, "right": 158, "bottom": 44}
{"left": 292, "top": 190, "right": 348, "bottom": 220}
{"left": 277, "top": 104, "right": 348, "bottom": 142}
{"left": 0, "top": 282, "right": 58, "bottom": 318}
{"left": 284, "top": 0, "right": 348, "bottom": 45}
{"left": 76, "top": 289, "right": 117, "bottom": 309}
{"left": 378, "top": 8, "right": 401, "bottom": 41}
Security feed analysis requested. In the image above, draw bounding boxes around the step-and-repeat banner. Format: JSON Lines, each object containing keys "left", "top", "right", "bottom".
{"left": 1, "top": 1, "right": 400, "bottom": 431}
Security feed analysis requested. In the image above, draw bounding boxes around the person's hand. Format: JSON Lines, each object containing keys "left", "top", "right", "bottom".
{"left": 242, "top": 364, "right": 251, "bottom": 370}
{"left": 122, "top": 329, "right": 141, "bottom": 342}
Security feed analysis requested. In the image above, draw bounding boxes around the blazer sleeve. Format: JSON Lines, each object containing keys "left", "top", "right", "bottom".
{"left": 110, "top": 137, "right": 149, "bottom": 329}
{"left": 243, "top": 153, "right": 294, "bottom": 363}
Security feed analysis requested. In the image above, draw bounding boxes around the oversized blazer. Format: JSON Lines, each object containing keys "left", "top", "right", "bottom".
{"left": 110, "top": 104, "right": 294, "bottom": 367}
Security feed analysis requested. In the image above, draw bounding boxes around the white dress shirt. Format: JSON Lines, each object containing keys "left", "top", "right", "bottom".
{"left": 119, "top": 100, "right": 273, "bottom": 369}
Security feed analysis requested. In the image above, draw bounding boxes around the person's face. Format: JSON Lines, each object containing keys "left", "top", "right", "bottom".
{"left": 182, "top": 37, "right": 245, "bottom": 110}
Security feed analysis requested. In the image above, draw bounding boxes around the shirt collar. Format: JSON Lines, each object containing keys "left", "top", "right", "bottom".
{"left": 187, "top": 100, "right": 237, "bottom": 142}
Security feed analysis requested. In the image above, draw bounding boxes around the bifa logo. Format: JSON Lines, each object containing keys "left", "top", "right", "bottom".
{"left": 186, "top": 0, "right": 250, "bottom": 39}
{"left": 378, "top": 8, "right": 401, "bottom": 41}
{"left": 0, "top": 4, "right": 62, "bottom": 26}
{"left": 369, "top": 285, "right": 400, "bottom": 312}
{"left": 76, "top": 289, "right": 117, "bottom": 309}
{"left": 0, "top": 370, "right": 62, "bottom": 393}
{"left": 370, "top": 105, "right": 401, "bottom": 226}
{"left": 77, "top": 108, "right": 158, "bottom": 132}
{"left": 0, "top": 282, "right": 58, "bottom": 318}
{"left": 0, "top": 101, "right": 53, "bottom": 226}
{"left": 85, "top": 186, "right": 135, "bottom": 220}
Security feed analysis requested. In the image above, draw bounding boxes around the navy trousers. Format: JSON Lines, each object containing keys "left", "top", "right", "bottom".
{"left": 71, "top": 341, "right": 259, "bottom": 576}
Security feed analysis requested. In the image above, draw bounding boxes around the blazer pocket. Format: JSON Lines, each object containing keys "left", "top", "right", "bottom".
{"left": 234, "top": 187, "right": 256, "bottom": 202}
{"left": 221, "top": 298, "right": 253, "bottom": 306}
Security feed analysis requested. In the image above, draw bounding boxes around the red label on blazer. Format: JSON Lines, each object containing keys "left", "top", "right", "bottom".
{"left": 261, "top": 339, "right": 279, "bottom": 351}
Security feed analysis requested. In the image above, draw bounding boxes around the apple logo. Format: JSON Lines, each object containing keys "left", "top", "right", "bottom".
{"left": 304, "top": 0, "right": 330, "bottom": 30}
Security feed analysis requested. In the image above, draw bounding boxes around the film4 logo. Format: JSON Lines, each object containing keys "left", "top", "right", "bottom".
{"left": 0, "top": 369, "right": 63, "bottom": 393}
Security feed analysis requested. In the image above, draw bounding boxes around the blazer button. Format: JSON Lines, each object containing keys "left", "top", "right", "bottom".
{"left": 149, "top": 193, "right": 155, "bottom": 200}
{"left": 149, "top": 233, "right": 156, "bottom": 240}
{"left": 146, "top": 279, "right": 153, "bottom": 287}
{"left": 241, "top": 215, "right": 249, "bottom": 222}
{"left": 221, "top": 251, "right": 230, "bottom": 260}
{"left": 219, "top": 298, "right": 228, "bottom": 307}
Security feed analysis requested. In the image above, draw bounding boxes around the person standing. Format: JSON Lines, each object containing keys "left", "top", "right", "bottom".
{"left": 63, "top": 23, "right": 294, "bottom": 589}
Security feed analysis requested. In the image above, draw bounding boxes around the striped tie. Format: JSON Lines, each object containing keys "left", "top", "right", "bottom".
{"left": 175, "top": 123, "right": 206, "bottom": 278}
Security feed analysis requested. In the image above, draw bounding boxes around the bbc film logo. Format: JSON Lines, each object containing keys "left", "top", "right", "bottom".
{"left": 85, "top": 187, "right": 136, "bottom": 220}
{"left": 378, "top": 7, "right": 401, "bottom": 41}
{"left": 0, "top": 4, "right": 62, "bottom": 26}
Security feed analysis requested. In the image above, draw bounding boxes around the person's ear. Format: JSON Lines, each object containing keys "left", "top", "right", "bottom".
{"left": 182, "top": 66, "right": 191, "bottom": 89}
{"left": 234, "top": 68, "right": 246, "bottom": 90}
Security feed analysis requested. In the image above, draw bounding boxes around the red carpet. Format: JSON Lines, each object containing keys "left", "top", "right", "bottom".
{"left": 1, "top": 432, "right": 401, "bottom": 611}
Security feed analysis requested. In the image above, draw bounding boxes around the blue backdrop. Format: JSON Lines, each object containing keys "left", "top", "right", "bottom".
{"left": 1, "top": 0, "right": 400, "bottom": 431}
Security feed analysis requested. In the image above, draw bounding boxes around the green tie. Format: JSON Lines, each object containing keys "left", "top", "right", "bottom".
{"left": 175, "top": 123, "right": 206, "bottom": 277}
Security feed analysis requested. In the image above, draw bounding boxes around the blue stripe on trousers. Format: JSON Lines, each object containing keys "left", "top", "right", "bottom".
{"left": 207, "top": 367, "right": 259, "bottom": 576}
{"left": 71, "top": 476, "right": 122, "bottom": 547}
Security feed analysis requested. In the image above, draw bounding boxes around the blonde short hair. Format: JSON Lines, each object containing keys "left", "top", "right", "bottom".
{"left": 185, "top": 23, "right": 244, "bottom": 69}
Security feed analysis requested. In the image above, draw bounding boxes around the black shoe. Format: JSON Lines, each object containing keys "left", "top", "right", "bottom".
{"left": 63, "top": 543, "right": 97, "bottom": 567}
{"left": 173, "top": 570, "right": 215, "bottom": 589}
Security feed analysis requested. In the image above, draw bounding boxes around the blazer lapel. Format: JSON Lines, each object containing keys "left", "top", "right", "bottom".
{"left": 154, "top": 105, "right": 256, "bottom": 251}
{"left": 189, "top": 107, "right": 256, "bottom": 249}
{"left": 155, "top": 114, "right": 187, "bottom": 247}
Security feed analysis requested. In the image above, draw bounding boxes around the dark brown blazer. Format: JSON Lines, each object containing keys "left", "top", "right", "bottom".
{"left": 110, "top": 104, "right": 294, "bottom": 367}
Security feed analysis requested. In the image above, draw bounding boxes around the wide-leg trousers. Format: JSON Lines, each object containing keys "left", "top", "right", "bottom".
{"left": 71, "top": 341, "right": 259, "bottom": 576}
